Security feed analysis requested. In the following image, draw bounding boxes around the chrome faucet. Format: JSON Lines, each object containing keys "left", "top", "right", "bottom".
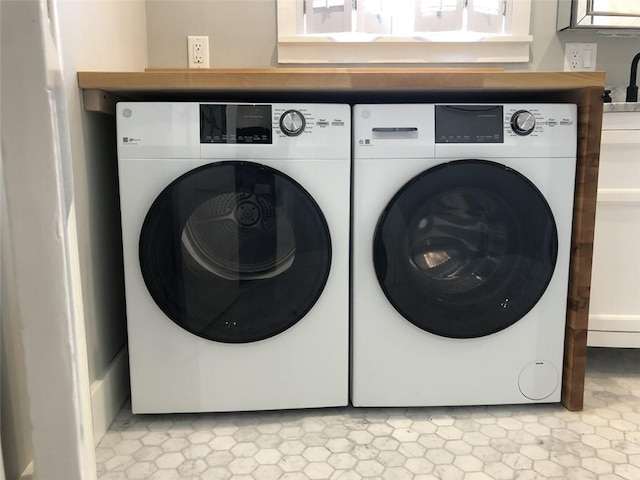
{"left": 626, "top": 52, "right": 640, "bottom": 102}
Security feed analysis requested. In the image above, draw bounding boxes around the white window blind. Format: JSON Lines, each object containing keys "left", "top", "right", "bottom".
{"left": 302, "top": 0, "right": 510, "bottom": 35}
{"left": 356, "top": 0, "right": 393, "bottom": 34}
{"left": 467, "top": 0, "right": 504, "bottom": 34}
{"left": 414, "top": 0, "right": 464, "bottom": 33}
{"left": 278, "top": 0, "right": 532, "bottom": 64}
{"left": 304, "top": 0, "right": 351, "bottom": 34}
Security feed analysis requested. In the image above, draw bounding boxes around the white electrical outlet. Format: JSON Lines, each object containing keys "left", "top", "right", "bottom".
{"left": 187, "top": 36, "right": 210, "bottom": 69}
{"left": 564, "top": 43, "right": 597, "bottom": 72}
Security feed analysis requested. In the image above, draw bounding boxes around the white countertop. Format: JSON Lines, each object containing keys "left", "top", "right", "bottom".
{"left": 604, "top": 102, "right": 640, "bottom": 113}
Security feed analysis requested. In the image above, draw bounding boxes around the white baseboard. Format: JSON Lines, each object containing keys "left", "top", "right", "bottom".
{"left": 588, "top": 330, "right": 640, "bottom": 348}
{"left": 589, "top": 314, "right": 640, "bottom": 331}
{"left": 588, "top": 314, "right": 640, "bottom": 348}
{"left": 90, "top": 348, "right": 130, "bottom": 446}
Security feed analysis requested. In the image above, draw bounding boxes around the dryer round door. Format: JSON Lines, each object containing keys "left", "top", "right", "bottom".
{"left": 139, "top": 161, "right": 332, "bottom": 343}
{"left": 374, "top": 159, "right": 558, "bottom": 338}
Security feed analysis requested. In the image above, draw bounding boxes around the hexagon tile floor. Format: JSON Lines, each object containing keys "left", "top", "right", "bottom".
{"left": 97, "top": 347, "right": 640, "bottom": 480}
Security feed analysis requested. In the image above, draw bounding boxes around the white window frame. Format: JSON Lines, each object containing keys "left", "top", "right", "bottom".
{"left": 276, "top": 0, "right": 533, "bottom": 64}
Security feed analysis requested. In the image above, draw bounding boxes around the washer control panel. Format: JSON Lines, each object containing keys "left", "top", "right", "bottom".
{"left": 434, "top": 104, "right": 576, "bottom": 143}
{"left": 354, "top": 104, "right": 577, "bottom": 159}
{"left": 503, "top": 105, "right": 575, "bottom": 139}
{"left": 435, "top": 105, "right": 504, "bottom": 144}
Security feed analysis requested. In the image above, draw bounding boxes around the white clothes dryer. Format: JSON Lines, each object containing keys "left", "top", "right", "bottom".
{"left": 117, "top": 102, "right": 350, "bottom": 413}
{"left": 352, "top": 104, "right": 577, "bottom": 407}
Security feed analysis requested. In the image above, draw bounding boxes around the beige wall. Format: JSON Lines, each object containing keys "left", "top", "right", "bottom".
{"left": 56, "top": 0, "right": 147, "bottom": 386}
{"left": 146, "top": 0, "right": 639, "bottom": 87}
{"left": 1, "top": 2, "right": 147, "bottom": 476}
{"left": 55, "top": 0, "right": 147, "bottom": 448}
{"left": 146, "top": 0, "right": 276, "bottom": 68}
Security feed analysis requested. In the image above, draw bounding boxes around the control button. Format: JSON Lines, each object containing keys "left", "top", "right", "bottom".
{"left": 279, "top": 110, "right": 306, "bottom": 136}
{"left": 510, "top": 110, "right": 536, "bottom": 136}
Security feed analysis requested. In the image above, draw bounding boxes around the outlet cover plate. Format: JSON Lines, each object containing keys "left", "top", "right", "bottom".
{"left": 564, "top": 43, "right": 597, "bottom": 72}
{"left": 187, "top": 36, "right": 210, "bottom": 69}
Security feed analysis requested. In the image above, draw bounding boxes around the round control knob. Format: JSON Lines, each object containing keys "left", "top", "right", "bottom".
{"left": 279, "top": 110, "right": 306, "bottom": 136}
{"left": 510, "top": 110, "right": 536, "bottom": 136}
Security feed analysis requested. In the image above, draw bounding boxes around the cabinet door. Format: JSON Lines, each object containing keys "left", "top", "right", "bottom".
{"left": 589, "top": 120, "right": 640, "bottom": 348}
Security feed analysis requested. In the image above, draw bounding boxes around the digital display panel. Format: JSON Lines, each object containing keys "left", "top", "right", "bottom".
{"left": 200, "top": 104, "right": 272, "bottom": 144}
{"left": 435, "top": 105, "right": 504, "bottom": 144}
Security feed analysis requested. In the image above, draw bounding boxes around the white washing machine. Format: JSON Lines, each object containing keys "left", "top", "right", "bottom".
{"left": 116, "top": 102, "right": 350, "bottom": 413}
{"left": 352, "top": 104, "right": 577, "bottom": 407}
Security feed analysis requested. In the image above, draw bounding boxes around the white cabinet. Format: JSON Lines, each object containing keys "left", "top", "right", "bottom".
{"left": 588, "top": 111, "right": 640, "bottom": 347}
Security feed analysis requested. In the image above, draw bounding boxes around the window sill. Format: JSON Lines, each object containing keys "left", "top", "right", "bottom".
{"left": 277, "top": 35, "right": 533, "bottom": 64}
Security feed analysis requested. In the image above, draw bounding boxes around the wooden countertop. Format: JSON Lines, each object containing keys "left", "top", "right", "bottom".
{"left": 77, "top": 68, "right": 606, "bottom": 411}
{"left": 78, "top": 68, "right": 605, "bottom": 95}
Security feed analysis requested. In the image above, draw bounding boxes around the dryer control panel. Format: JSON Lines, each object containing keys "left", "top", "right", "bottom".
{"left": 116, "top": 102, "right": 350, "bottom": 160}
{"left": 200, "top": 104, "right": 273, "bottom": 144}
{"left": 198, "top": 103, "right": 349, "bottom": 143}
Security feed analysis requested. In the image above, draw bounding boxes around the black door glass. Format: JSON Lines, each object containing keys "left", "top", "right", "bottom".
{"left": 374, "top": 160, "right": 558, "bottom": 338}
{"left": 139, "top": 161, "right": 331, "bottom": 343}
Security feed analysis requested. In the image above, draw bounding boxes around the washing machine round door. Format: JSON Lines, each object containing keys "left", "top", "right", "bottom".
{"left": 139, "top": 161, "right": 331, "bottom": 343}
{"left": 374, "top": 159, "right": 558, "bottom": 338}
